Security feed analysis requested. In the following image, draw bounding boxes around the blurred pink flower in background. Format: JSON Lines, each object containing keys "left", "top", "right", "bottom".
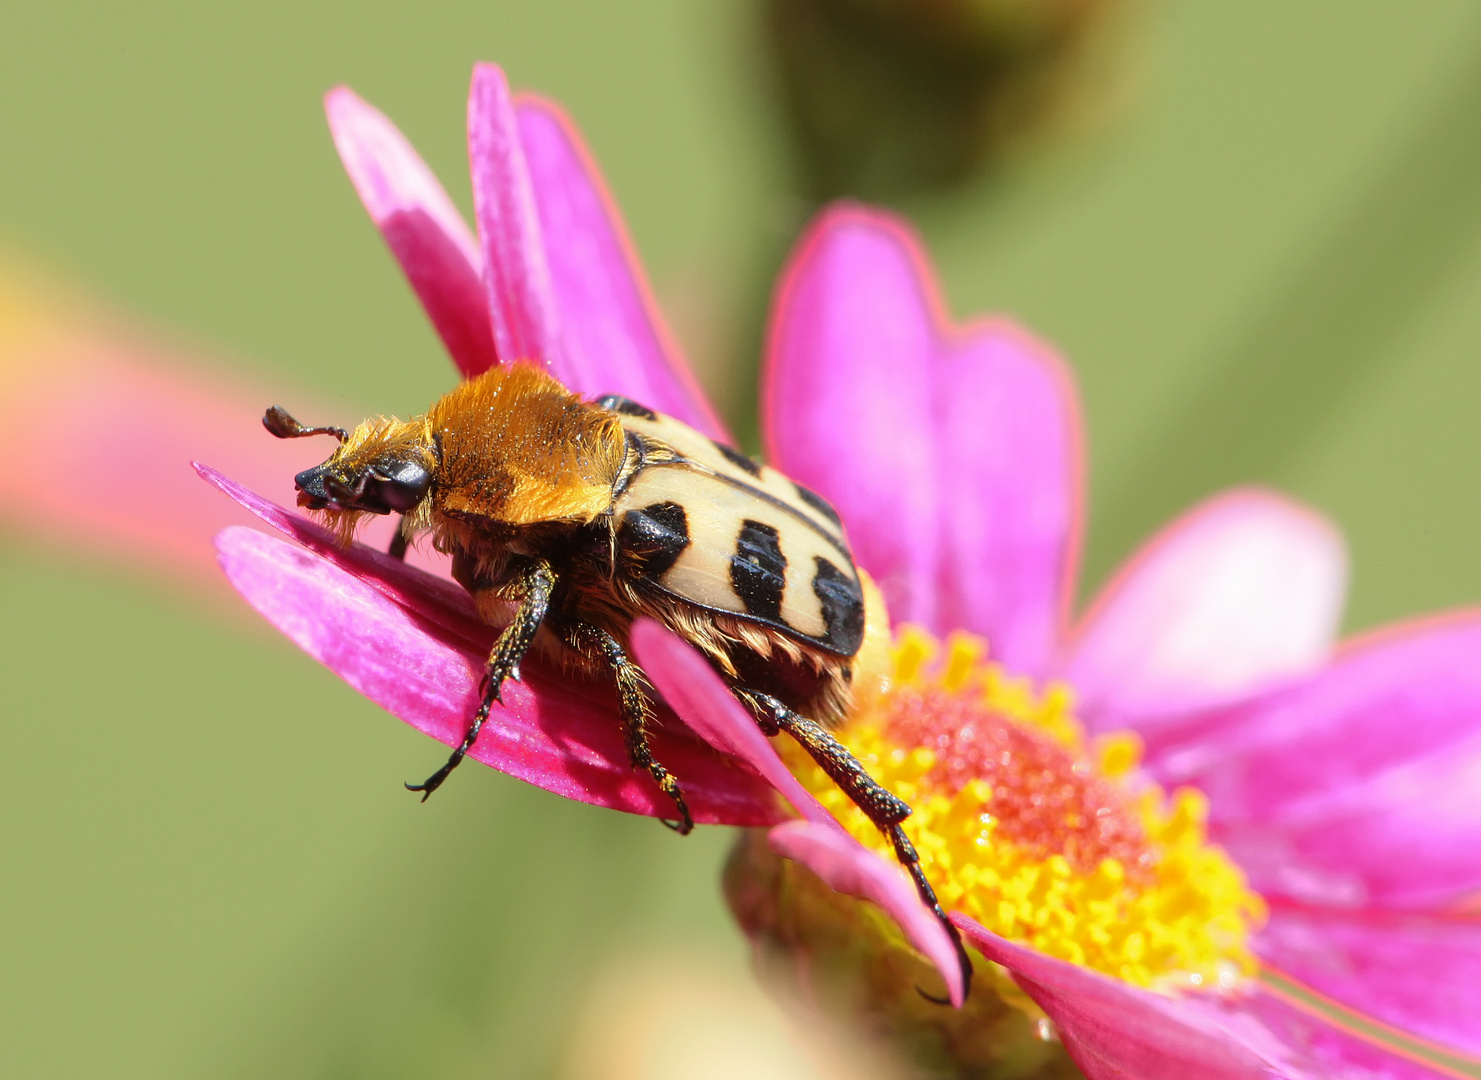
{"left": 0, "top": 264, "right": 326, "bottom": 590}
{"left": 81, "top": 59, "right": 1478, "bottom": 1079}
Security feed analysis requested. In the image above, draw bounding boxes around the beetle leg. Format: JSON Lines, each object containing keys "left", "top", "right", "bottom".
{"left": 387, "top": 514, "right": 409, "bottom": 560}
{"left": 559, "top": 622, "right": 694, "bottom": 835}
{"left": 736, "top": 689, "right": 973, "bottom": 1001}
{"left": 405, "top": 559, "right": 555, "bottom": 800}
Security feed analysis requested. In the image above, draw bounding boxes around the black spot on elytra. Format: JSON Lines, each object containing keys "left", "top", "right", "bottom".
{"left": 793, "top": 481, "right": 843, "bottom": 529}
{"left": 712, "top": 439, "right": 763, "bottom": 477}
{"left": 617, "top": 501, "right": 689, "bottom": 578}
{"left": 813, "top": 557, "right": 864, "bottom": 654}
{"left": 596, "top": 394, "right": 658, "bottom": 422}
{"left": 731, "top": 520, "right": 786, "bottom": 621}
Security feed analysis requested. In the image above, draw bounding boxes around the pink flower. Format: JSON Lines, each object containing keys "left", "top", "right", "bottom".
{"left": 0, "top": 256, "right": 440, "bottom": 597}
{"left": 0, "top": 267, "right": 364, "bottom": 593}
{"left": 206, "top": 62, "right": 1481, "bottom": 1079}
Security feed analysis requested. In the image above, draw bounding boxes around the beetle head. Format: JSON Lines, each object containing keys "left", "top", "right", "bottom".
{"left": 264, "top": 406, "right": 435, "bottom": 542}
{"left": 293, "top": 455, "right": 431, "bottom": 515}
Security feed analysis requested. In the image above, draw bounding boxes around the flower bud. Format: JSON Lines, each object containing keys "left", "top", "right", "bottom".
{"left": 725, "top": 828, "right": 1083, "bottom": 1078}
{"left": 762, "top": 0, "right": 1129, "bottom": 199}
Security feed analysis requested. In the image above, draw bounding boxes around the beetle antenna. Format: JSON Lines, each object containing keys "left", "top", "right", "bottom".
{"left": 263, "top": 405, "right": 348, "bottom": 443}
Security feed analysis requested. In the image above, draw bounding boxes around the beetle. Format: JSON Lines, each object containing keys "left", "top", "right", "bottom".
{"left": 265, "top": 360, "right": 969, "bottom": 993}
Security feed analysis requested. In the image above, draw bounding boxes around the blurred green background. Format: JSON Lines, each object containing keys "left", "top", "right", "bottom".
{"left": 4, "top": 1, "right": 1481, "bottom": 1076}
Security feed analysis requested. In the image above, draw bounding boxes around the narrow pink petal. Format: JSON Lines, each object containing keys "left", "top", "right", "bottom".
{"left": 762, "top": 207, "right": 1080, "bottom": 670}
{"left": 933, "top": 318, "right": 1082, "bottom": 675}
{"left": 515, "top": 97, "right": 727, "bottom": 439}
{"left": 215, "top": 527, "right": 779, "bottom": 825}
{"left": 1259, "top": 906, "right": 1481, "bottom": 1060}
{"left": 467, "top": 63, "right": 561, "bottom": 369}
{"left": 1246, "top": 986, "right": 1474, "bottom": 1080}
{"left": 1064, "top": 489, "right": 1346, "bottom": 734}
{"left": 769, "top": 820, "right": 963, "bottom": 1006}
{"left": 628, "top": 619, "right": 832, "bottom": 829}
{"left": 1147, "top": 611, "right": 1481, "bottom": 909}
{"left": 325, "top": 86, "right": 497, "bottom": 377}
{"left": 953, "top": 915, "right": 1289, "bottom": 1079}
{"left": 762, "top": 207, "right": 944, "bottom": 631}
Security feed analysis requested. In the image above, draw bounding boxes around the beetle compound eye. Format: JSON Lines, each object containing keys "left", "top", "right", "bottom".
{"left": 374, "top": 460, "right": 432, "bottom": 512}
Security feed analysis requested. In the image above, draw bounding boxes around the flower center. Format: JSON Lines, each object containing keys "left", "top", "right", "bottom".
{"left": 786, "top": 628, "right": 1265, "bottom": 992}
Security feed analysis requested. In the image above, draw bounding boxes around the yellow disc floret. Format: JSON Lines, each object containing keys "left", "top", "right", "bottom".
{"left": 784, "top": 627, "right": 1266, "bottom": 992}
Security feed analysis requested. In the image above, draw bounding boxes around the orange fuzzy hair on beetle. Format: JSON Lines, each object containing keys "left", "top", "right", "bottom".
{"left": 428, "top": 362, "right": 626, "bottom": 529}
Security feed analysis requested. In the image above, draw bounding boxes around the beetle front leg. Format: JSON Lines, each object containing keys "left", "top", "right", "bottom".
{"left": 405, "top": 559, "right": 555, "bottom": 800}
{"left": 387, "top": 514, "right": 409, "bottom": 560}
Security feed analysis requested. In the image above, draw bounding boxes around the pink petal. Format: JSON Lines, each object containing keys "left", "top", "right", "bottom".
{"left": 768, "top": 820, "right": 964, "bottom": 1006}
{"left": 1063, "top": 489, "right": 1346, "bottom": 735}
{"left": 1258, "top": 905, "right": 1481, "bottom": 1060}
{"left": 325, "top": 86, "right": 497, "bottom": 377}
{"left": 933, "top": 318, "right": 1082, "bottom": 676}
{"left": 467, "top": 63, "right": 561, "bottom": 370}
{"left": 762, "top": 207, "right": 947, "bottom": 633}
{"left": 515, "top": 97, "right": 727, "bottom": 439}
{"left": 953, "top": 915, "right": 1289, "bottom": 1079}
{"left": 1148, "top": 611, "right": 1481, "bottom": 909}
{"left": 762, "top": 207, "right": 1080, "bottom": 672}
{"left": 218, "top": 523, "right": 485, "bottom": 724}
{"left": 629, "top": 620, "right": 962, "bottom": 1003}
{"left": 209, "top": 523, "right": 778, "bottom": 826}
{"left": 1246, "top": 986, "right": 1475, "bottom": 1080}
